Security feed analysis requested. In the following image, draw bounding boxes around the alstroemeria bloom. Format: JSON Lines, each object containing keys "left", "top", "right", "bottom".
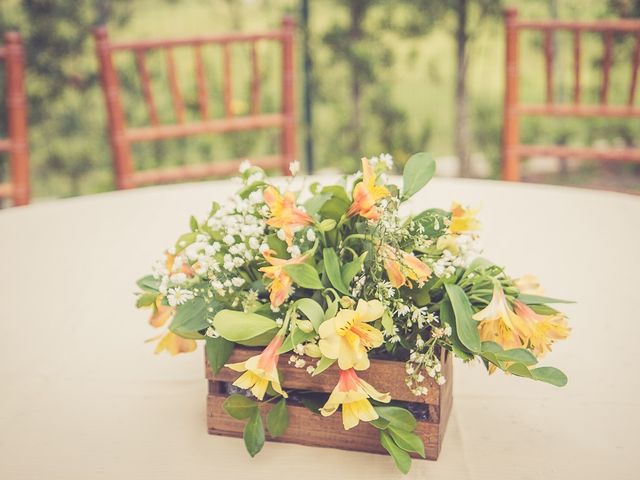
{"left": 472, "top": 284, "right": 529, "bottom": 350}
{"left": 149, "top": 295, "right": 174, "bottom": 328}
{"left": 318, "top": 300, "right": 384, "bottom": 370}
{"left": 449, "top": 202, "right": 480, "bottom": 233}
{"left": 225, "top": 335, "right": 287, "bottom": 400}
{"left": 513, "top": 301, "right": 570, "bottom": 357}
{"left": 381, "top": 244, "right": 432, "bottom": 289}
{"left": 259, "top": 249, "right": 308, "bottom": 307}
{"left": 515, "top": 274, "right": 545, "bottom": 295}
{"left": 154, "top": 331, "right": 197, "bottom": 356}
{"left": 320, "top": 368, "right": 391, "bottom": 430}
{"left": 263, "top": 186, "right": 313, "bottom": 246}
{"left": 347, "top": 157, "right": 390, "bottom": 221}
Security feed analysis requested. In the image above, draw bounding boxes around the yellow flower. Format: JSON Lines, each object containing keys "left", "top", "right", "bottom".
{"left": 263, "top": 186, "right": 313, "bottom": 246}
{"left": 450, "top": 202, "right": 480, "bottom": 233}
{"left": 225, "top": 335, "right": 287, "bottom": 400}
{"left": 381, "top": 244, "right": 432, "bottom": 289}
{"left": 515, "top": 274, "right": 545, "bottom": 295}
{"left": 347, "top": 157, "right": 390, "bottom": 221}
{"left": 154, "top": 331, "right": 197, "bottom": 356}
{"left": 472, "top": 284, "right": 529, "bottom": 350}
{"left": 513, "top": 301, "right": 570, "bottom": 357}
{"left": 259, "top": 249, "right": 308, "bottom": 308}
{"left": 318, "top": 299, "right": 384, "bottom": 370}
{"left": 320, "top": 368, "right": 391, "bottom": 430}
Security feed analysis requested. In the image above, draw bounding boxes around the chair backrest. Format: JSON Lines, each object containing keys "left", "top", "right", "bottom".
{"left": 94, "top": 17, "right": 297, "bottom": 189}
{"left": 502, "top": 8, "right": 640, "bottom": 181}
{"left": 0, "top": 32, "right": 30, "bottom": 206}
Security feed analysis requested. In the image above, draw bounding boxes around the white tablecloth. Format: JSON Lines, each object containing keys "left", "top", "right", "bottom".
{"left": 1, "top": 177, "right": 638, "bottom": 479}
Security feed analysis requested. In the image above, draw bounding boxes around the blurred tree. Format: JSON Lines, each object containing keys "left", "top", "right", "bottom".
{"left": 0, "top": 0, "right": 131, "bottom": 196}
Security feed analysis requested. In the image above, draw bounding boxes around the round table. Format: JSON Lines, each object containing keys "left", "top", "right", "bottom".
{"left": 1, "top": 177, "right": 638, "bottom": 479}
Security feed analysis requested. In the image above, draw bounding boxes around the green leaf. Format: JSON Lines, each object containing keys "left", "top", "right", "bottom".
{"left": 369, "top": 417, "right": 391, "bottom": 429}
{"left": 381, "top": 310, "right": 394, "bottom": 336}
{"left": 304, "top": 193, "right": 331, "bottom": 216}
{"left": 380, "top": 430, "right": 412, "bottom": 474}
{"left": 223, "top": 394, "right": 258, "bottom": 420}
{"left": 213, "top": 310, "right": 278, "bottom": 345}
{"left": 531, "top": 367, "right": 568, "bottom": 387}
{"left": 283, "top": 263, "right": 323, "bottom": 290}
{"left": 266, "top": 398, "right": 289, "bottom": 437}
{"left": 189, "top": 215, "right": 199, "bottom": 232}
{"left": 136, "top": 292, "right": 157, "bottom": 308}
{"left": 278, "top": 328, "right": 316, "bottom": 353}
{"left": 388, "top": 426, "right": 426, "bottom": 458}
{"left": 136, "top": 275, "right": 160, "bottom": 293}
{"left": 494, "top": 348, "right": 538, "bottom": 366}
{"left": 312, "top": 356, "right": 336, "bottom": 376}
{"left": 374, "top": 406, "right": 417, "bottom": 432}
{"left": 517, "top": 294, "right": 574, "bottom": 304}
{"left": 294, "top": 298, "right": 325, "bottom": 332}
{"left": 323, "top": 248, "right": 350, "bottom": 295}
{"left": 324, "top": 299, "right": 338, "bottom": 320}
{"left": 174, "top": 232, "right": 198, "bottom": 252}
{"left": 341, "top": 252, "right": 367, "bottom": 287}
{"left": 205, "top": 337, "right": 235, "bottom": 375}
{"left": 444, "top": 284, "right": 481, "bottom": 353}
{"left": 402, "top": 152, "right": 436, "bottom": 200}
{"left": 412, "top": 208, "right": 450, "bottom": 237}
{"left": 440, "top": 300, "right": 475, "bottom": 361}
{"left": 169, "top": 297, "right": 208, "bottom": 338}
{"left": 318, "top": 186, "right": 350, "bottom": 221}
{"left": 243, "top": 410, "right": 265, "bottom": 457}
{"left": 529, "top": 304, "right": 561, "bottom": 315}
{"left": 506, "top": 362, "right": 534, "bottom": 378}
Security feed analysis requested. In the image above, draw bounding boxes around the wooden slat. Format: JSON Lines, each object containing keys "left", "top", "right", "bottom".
{"left": 109, "top": 32, "right": 285, "bottom": 51}
{"left": 514, "top": 19, "right": 640, "bottom": 33}
{"left": 165, "top": 47, "right": 185, "bottom": 123}
{"left": 601, "top": 31, "right": 613, "bottom": 104}
{"left": 194, "top": 45, "right": 209, "bottom": 120}
{"left": 544, "top": 30, "right": 554, "bottom": 104}
{"left": 518, "top": 104, "right": 640, "bottom": 117}
{"left": 130, "top": 155, "right": 283, "bottom": 186}
{"left": 208, "top": 346, "right": 448, "bottom": 405}
{"left": 134, "top": 50, "right": 159, "bottom": 126}
{"left": 126, "top": 113, "right": 283, "bottom": 142}
{"left": 518, "top": 145, "right": 640, "bottom": 161}
{"left": 573, "top": 30, "right": 581, "bottom": 104}
{"left": 222, "top": 43, "right": 233, "bottom": 117}
{"left": 630, "top": 33, "right": 640, "bottom": 106}
{"left": 250, "top": 41, "right": 261, "bottom": 115}
{"left": 0, "top": 183, "right": 13, "bottom": 198}
{"left": 207, "top": 393, "right": 443, "bottom": 460}
{"left": 0, "top": 138, "right": 11, "bottom": 152}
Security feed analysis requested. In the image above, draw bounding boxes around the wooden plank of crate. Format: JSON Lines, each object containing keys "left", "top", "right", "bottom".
{"left": 207, "top": 346, "right": 445, "bottom": 405}
{"left": 206, "top": 392, "right": 443, "bottom": 460}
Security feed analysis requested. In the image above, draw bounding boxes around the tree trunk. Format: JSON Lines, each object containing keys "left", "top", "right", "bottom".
{"left": 455, "top": 0, "right": 471, "bottom": 177}
{"left": 349, "top": 1, "right": 365, "bottom": 156}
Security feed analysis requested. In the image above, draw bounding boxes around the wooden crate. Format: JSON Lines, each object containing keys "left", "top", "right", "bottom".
{"left": 205, "top": 346, "right": 453, "bottom": 460}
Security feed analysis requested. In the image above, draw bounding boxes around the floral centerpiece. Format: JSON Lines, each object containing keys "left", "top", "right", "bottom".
{"left": 135, "top": 153, "right": 570, "bottom": 473}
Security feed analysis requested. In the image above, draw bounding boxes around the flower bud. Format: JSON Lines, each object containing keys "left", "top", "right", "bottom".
{"left": 339, "top": 296, "right": 355, "bottom": 309}
{"left": 319, "top": 219, "right": 337, "bottom": 232}
{"left": 297, "top": 319, "right": 314, "bottom": 333}
{"left": 304, "top": 343, "right": 322, "bottom": 358}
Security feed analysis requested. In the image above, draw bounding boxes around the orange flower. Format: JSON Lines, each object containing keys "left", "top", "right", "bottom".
{"left": 381, "top": 244, "right": 432, "bottom": 289}
{"left": 513, "top": 301, "right": 570, "bottom": 357}
{"left": 259, "top": 249, "right": 308, "bottom": 307}
{"left": 347, "top": 157, "right": 390, "bottom": 221}
{"left": 154, "top": 331, "right": 197, "bottom": 356}
{"left": 473, "top": 284, "right": 529, "bottom": 350}
{"left": 225, "top": 334, "right": 287, "bottom": 400}
{"left": 449, "top": 202, "right": 480, "bottom": 233}
{"left": 263, "top": 186, "right": 313, "bottom": 246}
{"left": 149, "top": 295, "right": 174, "bottom": 328}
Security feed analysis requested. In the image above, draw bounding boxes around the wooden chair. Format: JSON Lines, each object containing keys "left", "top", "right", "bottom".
{"left": 502, "top": 8, "right": 640, "bottom": 181}
{"left": 94, "top": 18, "right": 296, "bottom": 190}
{"left": 0, "top": 32, "right": 30, "bottom": 206}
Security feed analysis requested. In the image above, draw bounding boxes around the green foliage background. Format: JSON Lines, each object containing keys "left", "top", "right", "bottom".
{"left": 0, "top": 0, "right": 639, "bottom": 199}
